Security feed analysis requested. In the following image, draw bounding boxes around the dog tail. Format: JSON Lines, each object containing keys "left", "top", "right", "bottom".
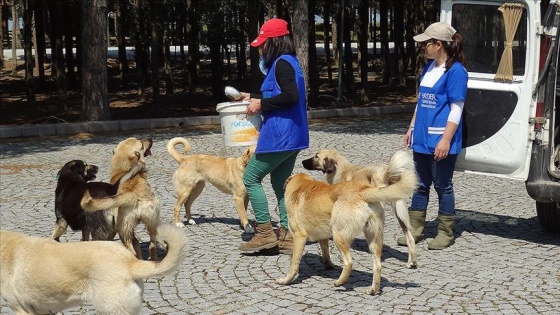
{"left": 362, "top": 167, "right": 419, "bottom": 204}
{"left": 385, "top": 150, "right": 415, "bottom": 184}
{"left": 80, "top": 190, "right": 138, "bottom": 212}
{"left": 167, "top": 137, "right": 191, "bottom": 164}
{"left": 130, "top": 224, "right": 188, "bottom": 279}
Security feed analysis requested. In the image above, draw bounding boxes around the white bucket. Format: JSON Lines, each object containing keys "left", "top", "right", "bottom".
{"left": 216, "top": 101, "right": 262, "bottom": 147}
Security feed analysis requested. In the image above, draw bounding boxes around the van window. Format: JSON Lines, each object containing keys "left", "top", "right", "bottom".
{"left": 452, "top": 4, "right": 527, "bottom": 75}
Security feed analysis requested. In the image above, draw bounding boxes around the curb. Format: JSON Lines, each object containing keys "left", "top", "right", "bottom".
{"left": 0, "top": 105, "right": 414, "bottom": 139}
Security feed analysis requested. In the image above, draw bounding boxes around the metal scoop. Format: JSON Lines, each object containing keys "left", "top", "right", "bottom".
{"left": 225, "top": 86, "right": 242, "bottom": 101}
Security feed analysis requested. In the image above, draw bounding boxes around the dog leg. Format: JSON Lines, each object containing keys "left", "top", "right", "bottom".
{"left": 276, "top": 231, "right": 308, "bottom": 285}
{"left": 81, "top": 229, "right": 91, "bottom": 241}
{"left": 332, "top": 232, "right": 353, "bottom": 288}
{"left": 182, "top": 182, "right": 205, "bottom": 226}
{"left": 147, "top": 224, "right": 159, "bottom": 261}
{"left": 318, "top": 239, "right": 334, "bottom": 269}
{"left": 173, "top": 191, "right": 191, "bottom": 228}
{"left": 51, "top": 218, "right": 68, "bottom": 242}
{"left": 363, "top": 214, "right": 384, "bottom": 295}
{"left": 233, "top": 193, "right": 253, "bottom": 233}
{"left": 394, "top": 200, "right": 418, "bottom": 269}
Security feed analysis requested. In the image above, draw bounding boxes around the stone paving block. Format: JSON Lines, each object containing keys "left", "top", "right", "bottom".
{"left": 87, "top": 120, "right": 120, "bottom": 133}
{"left": 19, "top": 124, "right": 57, "bottom": 137}
{"left": 0, "top": 126, "right": 22, "bottom": 138}
{"left": 119, "top": 119, "right": 152, "bottom": 131}
{"left": 56, "top": 122, "right": 90, "bottom": 136}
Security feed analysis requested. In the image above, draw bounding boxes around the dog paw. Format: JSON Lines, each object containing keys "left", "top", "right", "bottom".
{"left": 407, "top": 261, "right": 418, "bottom": 269}
{"left": 187, "top": 219, "right": 196, "bottom": 225}
{"left": 366, "top": 287, "right": 381, "bottom": 296}
{"left": 275, "top": 276, "right": 294, "bottom": 285}
{"left": 175, "top": 222, "right": 185, "bottom": 228}
{"left": 243, "top": 224, "right": 255, "bottom": 234}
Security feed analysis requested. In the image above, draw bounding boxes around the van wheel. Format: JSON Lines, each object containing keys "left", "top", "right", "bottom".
{"left": 536, "top": 202, "right": 560, "bottom": 232}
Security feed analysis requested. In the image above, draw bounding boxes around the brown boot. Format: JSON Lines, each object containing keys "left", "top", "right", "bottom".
{"left": 239, "top": 221, "right": 278, "bottom": 253}
{"left": 277, "top": 226, "right": 293, "bottom": 255}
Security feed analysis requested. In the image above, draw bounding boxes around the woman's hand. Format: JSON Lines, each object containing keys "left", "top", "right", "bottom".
{"left": 245, "top": 98, "right": 262, "bottom": 115}
{"left": 239, "top": 92, "right": 251, "bottom": 100}
{"left": 434, "top": 138, "right": 451, "bottom": 160}
{"left": 404, "top": 127, "right": 412, "bottom": 148}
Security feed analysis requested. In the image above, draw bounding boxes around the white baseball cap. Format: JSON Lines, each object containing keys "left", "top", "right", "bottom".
{"left": 413, "top": 21, "right": 456, "bottom": 42}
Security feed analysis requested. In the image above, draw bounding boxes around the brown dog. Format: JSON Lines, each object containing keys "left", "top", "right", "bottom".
{"left": 0, "top": 225, "right": 187, "bottom": 314}
{"left": 81, "top": 137, "right": 160, "bottom": 260}
{"left": 167, "top": 137, "right": 255, "bottom": 233}
{"left": 302, "top": 149, "right": 418, "bottom": 268}
{"left": 277, "top": 151, "right": 418, "bottom": 295}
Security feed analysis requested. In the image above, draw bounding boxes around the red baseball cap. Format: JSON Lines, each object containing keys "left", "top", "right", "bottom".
{"left": 250, "top": 18, "right": 290, "bottom": 47}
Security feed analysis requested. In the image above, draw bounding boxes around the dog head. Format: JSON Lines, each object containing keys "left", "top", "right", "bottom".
{"left": 240, "top": 145, "right": 256, "bottom": 167}
{"left": 110, "top": 137, "right": 152, "bottom": 182}
{"left": 301, "top": 149, "right": 340, "bottom": 174}
{"left": 58, "top": 160, "right": 99, "bottom": 182}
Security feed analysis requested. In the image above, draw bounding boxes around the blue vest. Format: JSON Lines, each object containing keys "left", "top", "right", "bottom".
{"left": 411, "top": 61, "right": 468, "bottom": 155}
{"left": 256, "top": 55, "right": 309, "bottom": 153}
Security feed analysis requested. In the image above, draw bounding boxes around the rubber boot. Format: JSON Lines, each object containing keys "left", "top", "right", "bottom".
{"left": 428, "top": 214, "right": 455, "bottom": 250}
{"left": 397, "top": 210, "right": 426, "bottom": 246}
{"left": 277, "top": 226, "right": 293, "bottom": 255}
{"left": 239, "top": 221, "right": 278, "bottom": 253}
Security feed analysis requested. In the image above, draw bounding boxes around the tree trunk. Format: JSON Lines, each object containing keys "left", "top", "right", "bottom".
{"left": 186, "top": 0, "right": 199, "bottom": 86}
{"left": 48, "top": 0, "right": 68, "bottom": 109}
{"left": 208, "top": 9, "right": 223, "bottom": 99}
{"left": 116, "top": 0, "right": 128, "bottom": 88}
{"left": 236, "top": 5, "right": 247, "bottom": 81}
{"left": 248, "top": 0, "right": 260, "bottom": 92}
{"left": 292, "top": 0, "right": 309, "bottom": 100}
{"left": 163, "top": 29, "right": 173, "bottom": 95}
{"left": 393, "top": 0, "right": 406, "bottom": 86}
{"left": 23, "top": 0, "right": 34, "bottom": 102}
{"left": 33, "top": 0, "right": 45, "bottom": 84}
{"left": 11, "top": 1, "right": 18, "bottom": 75}
{"left": 307, "top": 0, "right": 318, "bottom": 107}
{"left": 323, "top": 0, "right": 332, "bottom": 86}
{"left": 380, "top": 0, "right": 390, "bottom": 84}
{"left": 64, "top": 6, "right": 76, "bottom": 89}
{"left": 81, "top": 0, "right": 110, "bottom": 121}
{"left": 132, "top": 0, "right": 148, "bottom": 95}
{"left": 357, "top": 0, "right": 369, "bottom": 102}
{"left": 343, "top": 4, "right": 353, "bottom": 94}
{"left": 150, "top": 0, "right": 161, "bottom": 106}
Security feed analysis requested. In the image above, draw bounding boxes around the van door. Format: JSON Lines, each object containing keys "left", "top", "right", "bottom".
{"left": 440, "top": 0, "right": 540, "bottom": 180}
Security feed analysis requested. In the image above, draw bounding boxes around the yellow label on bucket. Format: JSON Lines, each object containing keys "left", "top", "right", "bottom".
{"left": 232, "top": 128, "right": 259, "bottom": 143}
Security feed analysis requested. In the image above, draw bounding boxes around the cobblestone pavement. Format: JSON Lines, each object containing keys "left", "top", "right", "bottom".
{"left": 1, "top": 115, "right": 559, "bottom": 315}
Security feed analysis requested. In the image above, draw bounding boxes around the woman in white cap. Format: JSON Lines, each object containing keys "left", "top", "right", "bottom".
{"left": 399, "top": 21, "right": 468, "bottom": 250}
{"left": 238, "top": 18, "right": 309, "bottom": 255}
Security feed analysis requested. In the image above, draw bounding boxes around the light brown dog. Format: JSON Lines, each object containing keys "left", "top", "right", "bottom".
{"left": 302, "top": 149, "right": 418, "bottom": 268}
{"left": 0, "top": 225, "right": 187, "bottom": 315}
{"left": 81, "top": 137, "right": 161, "bottom": 260}
{"left": 276, "top": 151, "right": 418, "bottom": 295}
{"left": 167, "top": 137, "right": 255, "bottom": 233}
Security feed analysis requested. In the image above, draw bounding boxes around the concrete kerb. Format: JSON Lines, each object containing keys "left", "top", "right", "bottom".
{"left": 0, "top": 105, "right": 414, "bottom": 139}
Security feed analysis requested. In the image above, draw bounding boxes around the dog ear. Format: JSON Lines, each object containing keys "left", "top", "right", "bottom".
{"left": 323, "top": 157, "right": 337, "bottom": 174}
{"left": 242, "top": 146, "right": 255, "bottom": 166}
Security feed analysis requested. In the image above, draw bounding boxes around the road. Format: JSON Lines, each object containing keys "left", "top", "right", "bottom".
{"left": 1, "top": 115, "right": 558, "bottom": 314}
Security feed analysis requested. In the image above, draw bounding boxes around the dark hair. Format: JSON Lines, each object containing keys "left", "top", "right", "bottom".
{"left": 441, "top": 32, "right": 466, "bottom": 71}
{"left": 262, "top": 35, "right": 296, "bottom": 68}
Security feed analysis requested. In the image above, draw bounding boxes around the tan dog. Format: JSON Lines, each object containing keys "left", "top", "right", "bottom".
{"left": 0, "top": 225, "right": 187, "bottom": 315}
{"left": 81, "top": 137, "right": 160, "bottom": 260}
{"left": 276, "top": 151, "right": 418, "bottom": 295}
{"left": 167, "top": 137, "right": 255, "bottom": 233}
{"left": 302, "top": 149, "right": 418, "bottom": 268}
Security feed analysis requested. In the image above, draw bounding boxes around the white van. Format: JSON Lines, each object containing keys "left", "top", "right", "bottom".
{"left": 441, "top": 0, "right": 559, "bottom": 231}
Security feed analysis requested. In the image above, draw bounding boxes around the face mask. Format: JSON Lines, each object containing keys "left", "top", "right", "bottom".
{"left": 259, "top": 57, "right": 268, "bottom": 76}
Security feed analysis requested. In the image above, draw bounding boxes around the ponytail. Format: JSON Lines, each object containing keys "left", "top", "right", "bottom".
{"left": 443, "top": 32, "right": 466, "bottom": 71}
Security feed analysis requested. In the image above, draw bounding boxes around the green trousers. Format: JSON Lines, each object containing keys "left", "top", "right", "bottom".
{"left": 242, "top": 150, "right": 299, "bottom": 229}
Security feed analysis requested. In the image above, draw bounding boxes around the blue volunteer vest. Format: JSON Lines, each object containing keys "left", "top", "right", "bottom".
{"left": 411, "top": 60, "right": 468, "bottom": 155}
{"left": 255, "top": 54, "right": 309, "bottom": 153}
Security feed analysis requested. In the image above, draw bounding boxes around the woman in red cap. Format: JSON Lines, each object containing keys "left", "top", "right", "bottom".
{"left": 238, "top": 18, "right": 309, "bottom": 255}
